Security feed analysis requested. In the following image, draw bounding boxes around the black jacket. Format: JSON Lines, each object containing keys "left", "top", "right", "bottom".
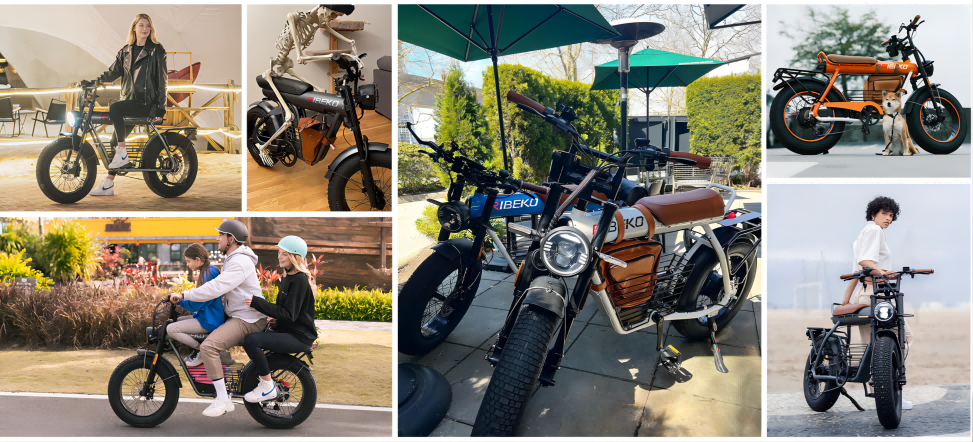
{"left": 98, "top": 40, "right": 168, "bottom": 117}
{"left": 251, "top": 272, "right": 318, "bottom": 346}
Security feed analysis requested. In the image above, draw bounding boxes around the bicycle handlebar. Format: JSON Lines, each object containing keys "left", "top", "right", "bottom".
{"left": 670, "top": 151, "right": 711, "bottom": 169}
{"left": 507, "top": 91, "right": 547, "bottom": 114}
{"left": 909, "top": 15, "right": 921, "bottom": 27}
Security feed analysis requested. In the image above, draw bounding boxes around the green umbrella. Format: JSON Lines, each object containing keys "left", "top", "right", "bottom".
{"left": 399, "top": 4, "right": 619, "bottom": 170}
{"left": 591, "top": 48, "right": 724, "bottom": 148}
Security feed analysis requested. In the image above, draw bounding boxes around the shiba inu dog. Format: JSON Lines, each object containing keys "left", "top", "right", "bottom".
{"left": 881, "top": 90, "right": 919, "bottom": 156}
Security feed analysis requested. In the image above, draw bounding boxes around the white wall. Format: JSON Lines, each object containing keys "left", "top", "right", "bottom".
{"left": 246, "top": 4, "right": 391, "bottom": 107}
{"left": 0, "top": 5, "right": 242, "bottom": 141}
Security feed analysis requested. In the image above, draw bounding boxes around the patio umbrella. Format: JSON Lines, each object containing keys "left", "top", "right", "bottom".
{"left": 399, "top": 4, "right": 619, "bottom": 170}
{"left": 591, "top": 47, "right": 724, "bottom": 149}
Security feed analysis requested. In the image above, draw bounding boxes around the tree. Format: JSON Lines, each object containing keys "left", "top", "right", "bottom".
{"left": 779, "top": 7, "right": 892, "bottom": 92}
{"left": 431, "top": 64, "right": 490, "bottom": 187}
{"left": 685, "top": 73, "right": 761, "bottom": 187}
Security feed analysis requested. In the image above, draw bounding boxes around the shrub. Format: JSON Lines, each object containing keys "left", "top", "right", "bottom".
{"left": 0, "top": 222, "right": 37, "bottom": 256}
{"left": 314, "top": 286, "right": 391, "bottom": 322}
{"left": 415, "top": 204, "right": 506, "bottom": 242}
{"left": 685, "top": 73, "right": 761, "bottom": 187}
{"left": 35, "top": 220, "right": 102, "bottom": 282}
{"left": 398, "top": 142, "right": 441, "bottom": 194}
{"left": 0, "top": 251, "right": 53, "bottom": 290}
{"left": 93, "top": 248, "right": 125, "bottom": 280}
{"left": 0, "top": 283, "right": 160, "bottom": 348}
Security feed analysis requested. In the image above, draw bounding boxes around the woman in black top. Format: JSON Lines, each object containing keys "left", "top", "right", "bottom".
{"left": 243, "top": 235, "right": 317, "bottom": 403}
{"left": 88, "top": 13, "right": 168, "bottom": 196}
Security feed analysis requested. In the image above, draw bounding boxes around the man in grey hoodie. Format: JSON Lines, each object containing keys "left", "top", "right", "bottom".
{"left": 170, "top": 220, "right": 267, "bottom": 417}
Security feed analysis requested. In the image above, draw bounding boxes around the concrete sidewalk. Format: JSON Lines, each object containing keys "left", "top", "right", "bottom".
{"left": 767, "top": 142, "right": 971, "bottom": 178}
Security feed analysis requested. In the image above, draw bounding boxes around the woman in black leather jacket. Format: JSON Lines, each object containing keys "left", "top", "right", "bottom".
{"left": 89, "top": 13, "right": 168, "bottom": 196}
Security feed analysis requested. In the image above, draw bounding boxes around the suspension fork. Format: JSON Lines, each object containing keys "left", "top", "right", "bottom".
{"left": 340, "top": 87, "right": 382, "bottom": 209}
{"left": 138, "top": 322, "right": 172, "bottom": 397}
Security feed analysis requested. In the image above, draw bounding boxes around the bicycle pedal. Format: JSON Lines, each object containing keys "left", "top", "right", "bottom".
{"left": 659, "top": 344, "right": 692, "bottom": 381}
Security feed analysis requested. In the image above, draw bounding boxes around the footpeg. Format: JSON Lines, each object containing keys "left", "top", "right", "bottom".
{"left": 660, "top": 344, "right": 692, "bottom": 382}
{"left": 708, "top": 318, "right": 729, "bottom": 373}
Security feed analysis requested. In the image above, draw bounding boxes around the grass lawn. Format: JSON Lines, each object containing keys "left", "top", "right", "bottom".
{"left": 0, "top": 330, "right": 391, "bottom": 408}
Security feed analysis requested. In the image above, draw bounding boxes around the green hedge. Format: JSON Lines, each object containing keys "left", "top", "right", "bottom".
{"left": 685, "top": 73, "right": 761, "bottom": 183}
{"left": 397, "top": 142, "right": 441, "bottom": 194}
{"left": 263, "top": 285, "right": 392, "bottom": 322}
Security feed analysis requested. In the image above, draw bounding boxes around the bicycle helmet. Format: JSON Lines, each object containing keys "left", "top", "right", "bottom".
{"left": 215, "top": 219, "right": 249, "bottom": 243}
{"left": 277, "top": 235, "right": 308, "bottom": 259}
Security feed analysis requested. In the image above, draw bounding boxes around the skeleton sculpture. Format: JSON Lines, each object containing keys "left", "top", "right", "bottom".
{"left": 257, "top": 5, "right": 361, "bottom": 166}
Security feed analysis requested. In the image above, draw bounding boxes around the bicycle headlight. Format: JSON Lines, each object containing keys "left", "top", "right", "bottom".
{"left": 874, "top": 301, "right": 896, "bottom": 322}
{"left": 437, "top": 201, "right": 471, "bottom": 233}
{"left": 539, "top": 226, "right": 590, "bottom": 277}
{"left": 66, "top": 110, "right": 80, "bottom": 127}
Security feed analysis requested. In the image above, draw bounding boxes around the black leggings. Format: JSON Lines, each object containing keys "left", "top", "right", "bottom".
{"left": 106, "top": 100, "right": 152, "bottom": 176}
{"left": 243, "top": 331, "right": 312, "bottom": 377}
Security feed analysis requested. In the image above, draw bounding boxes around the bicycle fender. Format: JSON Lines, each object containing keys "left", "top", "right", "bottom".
{"left": 901, "top": 85, "right": 934, "bottom": 116}
{"left": 324, "top": 142, "right": 390, "bottom": 179}
{"left": 772, "top": 77, "right": 849, "bottom": 101}
{"left": 429, "top": 238, "right": 475, "bottom": 262}
{"left": 240, "top": 353, "right": 313, "bottom": 383}
{"left": 521, "top": 276, "right": 566, "bottom": 319}
{"left": 874, "top": 329, "right": 904, "bottom": 354}
{"left": 136, "top": 349, "right": 183, "bottom": 388}
{"left": 248, "top": 99, "right": 279, "bottom": 115}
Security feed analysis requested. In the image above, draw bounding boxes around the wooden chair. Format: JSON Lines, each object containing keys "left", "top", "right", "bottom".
{"left": 31, "top": 98, "right": 66, "bottom": 137}
{"left": 0, "top": 96, "right": 20, "bottom": 137}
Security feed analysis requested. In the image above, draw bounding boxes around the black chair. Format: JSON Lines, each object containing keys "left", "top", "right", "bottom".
{"left": 32, "top": 98, "right": 66, "bottom": 137}
{"left": 0, "top": 96, "right": 20, "bottom": 137}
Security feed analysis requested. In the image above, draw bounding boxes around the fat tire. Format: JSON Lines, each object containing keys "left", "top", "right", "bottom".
{"left": 142, "top": 132, "right": 197, "bottom": 198}
{"left": 243, "top": 358, "right": 318, "bottom": 429}
{"left": 35, "top": 137, "right": 98, "bottom": 204}
{"left": 872, "top": 335, "right": 902, "bottom": 429}
{"left": 672, "top": 242, "right": 757, "bottom": 341}
{"left": 246, "top": 105, "right": 279, "bottom": 167}
{"left": 398, "top": 252, "right": 481, "bottom": 356}
{"left": 769, "top": 82, "right": 847, "bottom": 155}
{"left": 327, "top": 150, "right": 392, "bottom": 211}
{"left": 471, "top": 307, "right": 558, "bottom": 436}
{"left": 803, "top": 346, "right": 840, "bottom": 412}
{"left": 906, "top": 88, "right": 967, "bottom": 154}
{"left": 107, "top": 355, "right": 180, "bottom": 428}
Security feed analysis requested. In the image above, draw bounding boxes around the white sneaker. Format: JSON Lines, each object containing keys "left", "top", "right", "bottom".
{"left": 244, "top": 380, "right": 278, "bottom": 403}
{"left": 108, "top": 148, "right": 131, "bottom": 169}
{"left": 89, "top": 177, "right": 114, "bottom": 196}
{"left": 902, "top": 399, "right": 913, "bottom": 410}
{"left": 185, "top": 350, "right": 202, "bottom": 367}
{"left": 202, "top": 397, "right": 235, "bottom": 417}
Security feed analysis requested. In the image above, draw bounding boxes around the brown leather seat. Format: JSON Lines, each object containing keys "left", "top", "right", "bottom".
{"left": 833, "top": 303, "right": 869, "bottom": 316}
{"left": 635, "top": 188, "right": 724, "bottom": 226}
{"left": 826, "top": 54, "right": 878, "bottom": 65}
{"left": 534, "top": 184, "right": 610, "bottom": 206}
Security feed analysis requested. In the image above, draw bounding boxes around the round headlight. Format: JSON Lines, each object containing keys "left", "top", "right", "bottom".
{"left": 437, "top": 201, "right": 471, "bottom": 233}
{"left": 539, "top": 226, "right": 590, "bottom": 277}
{"left": 874, "top": 301, "right": 896, "bottom": 322}
{"left": 66, "top": 110, "right": 80, "bottom": 127}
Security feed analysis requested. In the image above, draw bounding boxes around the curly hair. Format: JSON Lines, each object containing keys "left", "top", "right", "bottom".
{"left": 865, "top": 196, "right": 900, "bottom": 222}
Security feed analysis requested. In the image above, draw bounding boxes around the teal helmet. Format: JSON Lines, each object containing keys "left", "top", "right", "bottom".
{"left": 277, "top": 235, "right": 308, "bottom": 259}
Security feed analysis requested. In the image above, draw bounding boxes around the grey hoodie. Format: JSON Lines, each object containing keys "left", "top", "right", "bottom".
{"left": 182, "top": 245, "right": 267, "bottom": 323}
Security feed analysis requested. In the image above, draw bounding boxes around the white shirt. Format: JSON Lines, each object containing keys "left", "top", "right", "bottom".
{"left": 853, "top": 222, "right": 891, "bottom": 272}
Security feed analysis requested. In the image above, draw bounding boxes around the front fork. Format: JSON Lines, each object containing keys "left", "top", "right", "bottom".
{"left": 138, "top": 321, "right": 172, "bottom": 397}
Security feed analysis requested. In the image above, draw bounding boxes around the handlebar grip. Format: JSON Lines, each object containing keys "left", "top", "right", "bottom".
{"left": 670, "top": 151, "right": 711, "bottom": 169}
{"left": 913, "top": 269, "right": 934, "bottom": 274}
{"left": 521, "top": 182, "right": 548, "bottom": 194}
{"left": 506, "top": 91, "right": 546, "bottom": 114}
{"left": 331, "top": 53, "right": 350, "bottom": 70}
{"left": 910, "top": 15, "right": 921, "bottom": 26}
{"left": 839, "top": 273, "right": 857, "bottom": 280}
{"left": 881, "top": 40, "right": 889, "bottom": 46}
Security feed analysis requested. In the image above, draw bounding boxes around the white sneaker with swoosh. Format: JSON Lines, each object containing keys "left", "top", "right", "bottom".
{"left": 244, "top": 380, "right": 278, "bottom": 403}
{"left": 108, "top": 148, "right": 132, "bottom": 169}
{"left": 89, "top": 177, "right": 114, "bottom": 196}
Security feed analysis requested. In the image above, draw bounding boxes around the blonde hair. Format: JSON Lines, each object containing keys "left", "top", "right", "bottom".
{"left": 126, "top": 13, "right": 160, "bottom": 45}
{"left": 282, "top": 251, "right": 316, "bottom": 286}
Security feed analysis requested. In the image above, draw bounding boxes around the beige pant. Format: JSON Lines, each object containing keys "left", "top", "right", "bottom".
{"left": 166, "top": 316, "right": 208, "bottom": 349}
{"left": 200, "top": 317, "right": 267, "bottom": 379}
{"left": 853, "top": 284, "right": 913, "bottom": 358}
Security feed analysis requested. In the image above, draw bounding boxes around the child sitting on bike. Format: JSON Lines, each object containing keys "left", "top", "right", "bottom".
{"left": 166, "top": 243, "right": 231, "bottom": 367}
{"left": 242, "top": 236, "right": 318, "bottom": 403}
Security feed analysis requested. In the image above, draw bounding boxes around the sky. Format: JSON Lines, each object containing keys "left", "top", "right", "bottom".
{"left": 766, "top": 184, "right": 971, "bottom": 309}
{"left": 765, "top": 4, "right": 972, "bottom": 102}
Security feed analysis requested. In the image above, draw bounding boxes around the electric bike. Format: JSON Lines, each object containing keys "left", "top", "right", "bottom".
{"left": 770, "top": 15, "right": 967, "bottom": 155}
{"left": 470, "top": 92, "right": 761, "bottom": 436}
{"left": 107, "top": 298, "right": 317, "bottom": 428}
{"left": 35, "top": 80, "right": 197, "bottom": 203}
{"left": 804, "top": 267, "right": 932, "bottom": 429}
{"left": 247, "top": 53, "right": 390, "bottom": 211}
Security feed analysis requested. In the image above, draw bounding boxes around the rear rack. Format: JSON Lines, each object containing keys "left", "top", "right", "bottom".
{"left": 772, "top": 67, "right": 825, "bottom": 84}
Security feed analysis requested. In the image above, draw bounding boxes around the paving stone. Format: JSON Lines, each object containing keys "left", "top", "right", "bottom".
{"left": 520, "top": 368, "right": 650, "bottom": 437}
{"left": 472, "top": 282, "right": 516, "bottom": 310}
{"left": 443, "top": 305, "right": 505, "bottom": 349}
{"left": 442, "top": 349, "right": 495, "bottom": 425}
{"left": 428, "top": 418, "right": 473, "bottom": 437}
{"left": 639, "top": 387, "right": 761, "bottom": 437}
{"left": 399, "top": 342, "right": 478, "bottom": 376}
{"left": 650, "top": 334, "right": 761, "bottom": 408}
{"left": 480, "top": 270, "right": 511, "bottom": 282}
{"left": 560, "top": 323, "right": 661, "bottom": 384}
{"left": 665, "top": 309, "right": 760, "bottom": 350}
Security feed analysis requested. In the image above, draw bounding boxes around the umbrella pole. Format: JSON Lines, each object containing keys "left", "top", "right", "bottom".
{"left": 491, "top": 52, "right": 509, "bottom": 172}
{"left": 618, "top": 46, "right": 630, "bottom": 153}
